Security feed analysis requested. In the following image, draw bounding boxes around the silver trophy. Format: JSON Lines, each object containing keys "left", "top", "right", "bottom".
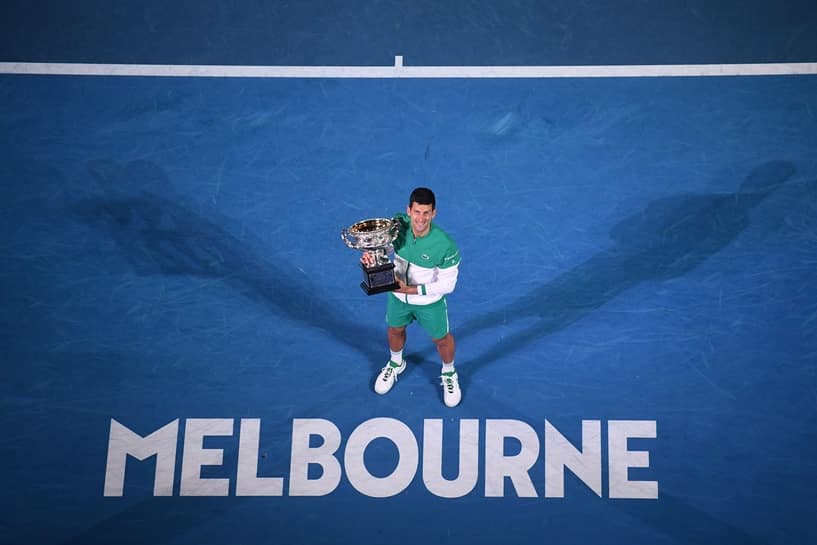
{"left": 341, "top": 217, "right": 401, "bottom": 295}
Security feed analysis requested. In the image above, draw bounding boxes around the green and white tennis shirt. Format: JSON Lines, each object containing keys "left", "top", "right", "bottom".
{"left": 390, "top": 212, "right": 461, "bottom": 305}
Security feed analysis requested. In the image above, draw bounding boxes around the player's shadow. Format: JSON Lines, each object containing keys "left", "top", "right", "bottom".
{"left": 72, "top": 159, "right": 381, "bottom": 361}
{"left": 424, "top": 160, "right": 796, "bottom": 377}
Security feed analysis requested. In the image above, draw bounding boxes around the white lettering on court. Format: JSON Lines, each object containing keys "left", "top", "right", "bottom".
{"left": 422, "top": 419, "right": 479, "bottom": 498}
{"left": 608, "top": 420, "right": 658, "bottom": 499}
{"left": 289, "top": 418, "right": 342, "bottom": 496}
{"left": 484, "top": 419, "right": 539, "bottom": 497}
{"left": 104, "top": 418, "right": 178, "bottom": 497}
{"left": 179, "top": 418, "right": 233, "bottom": 496}
{"left": 236, "top": 418, "right": 283, "bottom": 496}
{"left": 104, "top": 417, "right": 658, "bottom": 499}
{"left": 544, "top": 420, "right": 602, "bottom": 498}
{"left": 344, "top": 417, "right": 419, "bottom": 498}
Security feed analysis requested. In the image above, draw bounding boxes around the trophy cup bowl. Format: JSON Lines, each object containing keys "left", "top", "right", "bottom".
{"left": 341, "top": 218, "right": 401, "bottom": 295}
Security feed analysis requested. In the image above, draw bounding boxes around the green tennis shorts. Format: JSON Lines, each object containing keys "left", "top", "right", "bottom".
{"left": 386, "top": 295, "right": 450, "bottom": 340}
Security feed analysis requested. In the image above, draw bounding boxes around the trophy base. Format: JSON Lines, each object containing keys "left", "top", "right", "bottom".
{"left": 360, "top": 281, "right": 400, "bottom": 295}
{"left": 360, "top": 262, "right": 399, "bottom": 296}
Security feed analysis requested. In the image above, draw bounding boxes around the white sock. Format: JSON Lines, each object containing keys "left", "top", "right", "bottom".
{"left": 390, "top": 350, "right": 404, "bottom": 365}
{"left": 442, "top": 361, "right": 455, "bottom": 374}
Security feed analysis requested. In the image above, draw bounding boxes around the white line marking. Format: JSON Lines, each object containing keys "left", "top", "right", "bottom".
{"left": 1, "top": 61, "right": 816, "bottom": 78}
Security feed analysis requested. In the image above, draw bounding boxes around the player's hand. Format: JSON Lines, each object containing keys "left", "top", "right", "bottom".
{"left": 360, "top": 252, "right": 376, "bottom": 267}
{"left": 394, "top": 278, "right": 414, "bottom": 294}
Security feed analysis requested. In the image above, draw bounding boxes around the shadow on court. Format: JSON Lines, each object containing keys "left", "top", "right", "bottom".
{"left": 72, "top": 159, "right": 382, "bottom": 362}
{"left": 415, "top": 161, "right": 797, "bottom": 376}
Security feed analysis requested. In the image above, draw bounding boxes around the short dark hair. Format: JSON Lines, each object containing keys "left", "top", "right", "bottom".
{"left": 409, "top": 187, "right": 436, "bottom": 210}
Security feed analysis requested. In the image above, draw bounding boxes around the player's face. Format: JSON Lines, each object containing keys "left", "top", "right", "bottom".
{"left": 408, "top": 202, "right": 436, "bottom": 237}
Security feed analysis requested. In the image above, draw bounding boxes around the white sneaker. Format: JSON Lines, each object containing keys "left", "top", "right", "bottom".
{"left": 440, "top": 371, "right": 461, "bottom": 407}
{"left": 374, "top": 359, "right": 406, "bottom": 394}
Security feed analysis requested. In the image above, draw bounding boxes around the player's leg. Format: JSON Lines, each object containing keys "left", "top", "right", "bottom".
{"left": 433, "top": 332, "right": 461, "bottom": 407}
{"left": 433, "top": 332, "right": 455, "bottom": 363}
{"left": 388, "top": 325, "right": 407, "bottom": 353}
{"left": 416, "top": 298, "right": 462, "bottom": 407}
{"left": 375, "top": 297, "right": 412, "bottom": 394}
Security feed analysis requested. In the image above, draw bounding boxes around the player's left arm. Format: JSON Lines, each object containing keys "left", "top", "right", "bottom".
{"left": 421, "top": 262, "right": 459, "bottom": 296}
{"left": 418, "top": 244, "right": 460, "bottom": 296}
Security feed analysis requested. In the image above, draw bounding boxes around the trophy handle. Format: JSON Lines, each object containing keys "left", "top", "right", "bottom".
{"left": 340, "top": 227, "right": 355, "bottom": 248}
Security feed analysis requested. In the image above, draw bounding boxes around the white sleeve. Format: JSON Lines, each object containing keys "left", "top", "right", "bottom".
{"left": 423, "top": 262, "right": 459, "bottom": 296}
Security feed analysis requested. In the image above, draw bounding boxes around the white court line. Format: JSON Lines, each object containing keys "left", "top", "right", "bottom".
{"left": 1, "top": 59, "right": 816, "bottom": 78}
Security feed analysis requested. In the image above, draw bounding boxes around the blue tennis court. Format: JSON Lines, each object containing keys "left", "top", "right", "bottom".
{"left": 2, "top": 2, "right": 816, "bottom": 545}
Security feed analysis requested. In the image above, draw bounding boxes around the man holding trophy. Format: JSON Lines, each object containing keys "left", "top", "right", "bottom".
{"left": 342, "top": 187, "right": 462, "bottom": 407}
